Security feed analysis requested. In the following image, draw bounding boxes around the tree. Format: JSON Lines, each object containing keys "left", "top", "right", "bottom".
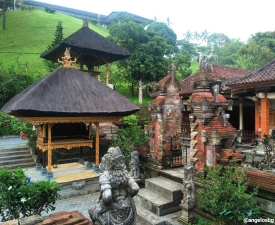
{"left": 109, "top": 12, "right": 171, "bottom": 104}
{"left": 197, "top": 165, "right": 261, "bottom": 225}
{"left": 237, "top": 39, "right": 275, "bottom": 70}
{"left": 218, "top": 39, "right": 244, "bottom": 66}
{"left": 0, "top": 0, "right": 15, "bottom": 29}
{"left": 207, "top": 33, "right": 230, "bottom": 64}
{"left": 129, "top": 31, "right": 169, "bottom": 104}
{"left": 146, "top": 21, "right": 177, "bottom": 53}
{"left": 44, "top": 21, "right": 63, "bottom": 72}
{"left": 174, "top": 49, "right": 192, "bottom": 79}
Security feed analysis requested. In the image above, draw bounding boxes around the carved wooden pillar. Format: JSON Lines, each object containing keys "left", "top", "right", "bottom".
{"left": 86, "top": 122, "right": 93, "bottom": 169}
{"left": 47, "top": 123, "right": 53, "bottom": 179}
{"left": 95, "top": 122, "right": 100, "bottom": 167}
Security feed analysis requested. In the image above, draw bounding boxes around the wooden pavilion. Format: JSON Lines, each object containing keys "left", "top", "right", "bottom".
{"left": 1, "top": 50, "right": 139, "bottom": 178}
{"left": 40, "top": 19, "right": 131, "bottom": 84}
{"left": 228, "top": 59, "right": 275, "bottom": 137}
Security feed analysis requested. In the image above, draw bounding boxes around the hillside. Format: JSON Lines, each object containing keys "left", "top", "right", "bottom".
{"left": 0, "top": 9, "right": 109, "bottom": 74}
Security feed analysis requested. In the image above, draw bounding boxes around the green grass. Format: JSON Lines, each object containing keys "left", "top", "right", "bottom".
{"left": 0, "top": 9, "right": 109, "bottom": 74}
{"left": 190, "top": 61, "right": 199, "bottom": 73}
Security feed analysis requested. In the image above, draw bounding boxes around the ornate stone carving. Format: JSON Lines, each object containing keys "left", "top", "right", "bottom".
{"left": 210, "top": 130, "right": 221, "bottom": 145}
{"left": 181, "top": 166, "right": 195, "bottom": 208}
{"left": 88, "top": 147, "right": 139, "bottom": 225}
{"left": 129, "top": 150, "right": 140, "bottom": 179}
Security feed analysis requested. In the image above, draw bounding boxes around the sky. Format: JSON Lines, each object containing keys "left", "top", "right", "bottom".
{"left": 36, "top": 0, "right": 275, "bottom": 42}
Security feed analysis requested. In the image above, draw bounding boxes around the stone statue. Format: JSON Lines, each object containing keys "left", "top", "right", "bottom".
{"left": 181, "top": 166, "right": 195, "bottom": 208}
{"left": 212, "top": 83, "right": 220, "bottom": 101}
{"left": 88, "top": 147, "right": 140, "bottom": 225}
{"left": 129, "top": 150, "right": 140, "bottom": 179}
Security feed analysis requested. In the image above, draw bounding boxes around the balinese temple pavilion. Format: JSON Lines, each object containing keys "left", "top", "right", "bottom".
{"left": 41, "top": 19, "right": 130, "bottom": 85}
{"left": 1, "top": 49, "right": 139, "bottom": 179}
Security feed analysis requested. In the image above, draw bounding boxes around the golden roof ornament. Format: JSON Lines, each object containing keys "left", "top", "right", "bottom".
{"left": 58, "top": 48, "right": 76, "bottom": 68}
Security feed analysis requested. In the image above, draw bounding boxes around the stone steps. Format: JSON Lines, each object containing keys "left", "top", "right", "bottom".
{"left": 0, "top": 144, "right": 35, "bottom": 169}
{"left": 134, "top": 176, "right": 182, "bottom": 217}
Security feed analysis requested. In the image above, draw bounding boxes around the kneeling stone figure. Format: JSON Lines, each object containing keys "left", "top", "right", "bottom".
{"left": 88, "top": 147, "right": 140, "bottom": 225}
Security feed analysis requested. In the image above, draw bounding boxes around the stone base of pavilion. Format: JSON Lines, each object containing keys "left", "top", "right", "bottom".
{"left": 25, "top": 162, "right": 100, "bottom": 199}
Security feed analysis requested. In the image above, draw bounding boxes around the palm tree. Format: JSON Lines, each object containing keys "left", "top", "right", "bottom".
{"left": 184, "top": 30, "right": 193, "bottom": 41}
{"left": 200, "top": 29, "right": 210, "bottom": 42}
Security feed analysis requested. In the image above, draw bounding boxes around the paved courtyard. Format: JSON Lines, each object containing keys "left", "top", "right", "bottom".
{"left": 41, "top": 193, "right": 100, "bottom": 219}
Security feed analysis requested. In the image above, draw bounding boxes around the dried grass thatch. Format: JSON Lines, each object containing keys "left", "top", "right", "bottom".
{"left": 40, "top": 26, "right": 130, "bottom": 66}
{"left": 2, "top": 67, "right": 139, "bottom": 117}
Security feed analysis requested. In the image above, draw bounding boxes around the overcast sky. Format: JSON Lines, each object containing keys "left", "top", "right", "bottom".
{"left": 36, "top": 0, "right": 275, "bottom": 42}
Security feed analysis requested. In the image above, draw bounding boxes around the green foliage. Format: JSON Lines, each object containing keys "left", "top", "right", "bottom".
{"left": 0, "top": 62, "right": 36, "bottom": 108}
{"left": 0, "top": 167, "right": 61, "bottom": 221}
{"left": 251, "top": 133, "right": 275, "bottom": 170}
{"left": 174, "top": 49, "right": 192, "bottom": 79}
{"left": 44, "top": 21, "right": 63, "bottom": 71}
{"left": 44, "top": 7, "right": 56, "bottom": 13}
{"left": 0, "top": 112, "right": 18, "bottom": 136}
{"left": 197, "top": 165, "right": 261, "bottom": 225}
{"left": 0, "top": 112, "right": 37, "bottom": 149}
{"left": 111, "top": 115, "right": 149, "bottom": 167}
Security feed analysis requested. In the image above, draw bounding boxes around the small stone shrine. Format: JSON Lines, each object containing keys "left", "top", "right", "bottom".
{"left": 187, "top": 61, "right": 245, "bottom": 170}
{"left": 88, "top": 147, "right": 139, "bottom": 225}
{"left": 146, "top": 64, "right": 184, "bottom": 169}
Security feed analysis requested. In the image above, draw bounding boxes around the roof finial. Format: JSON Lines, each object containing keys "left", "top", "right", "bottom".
{"left": 58, "top": 48, "right": 76, "bottom": 68}
{"left": 83, "top": 19, "right": 89, "bottom": 27}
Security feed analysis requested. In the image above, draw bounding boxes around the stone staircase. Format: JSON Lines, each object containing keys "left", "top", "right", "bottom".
{"left": 134, "top": 176, "right": 183, "bottom": 225}
{"left": 0, "top": 144, "right": 36, "bottom": 169}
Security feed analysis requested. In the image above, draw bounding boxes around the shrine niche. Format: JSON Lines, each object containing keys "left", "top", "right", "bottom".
{"left": 1, "top": 50, "right": 139, "bottom": 179}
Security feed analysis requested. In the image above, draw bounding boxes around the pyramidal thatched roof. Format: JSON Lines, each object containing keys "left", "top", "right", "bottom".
{"left": 40, "top": 25, "right": 130, "bottom": 66}
{"left": 1, "top": 67, "right": 139, "bottom": 117}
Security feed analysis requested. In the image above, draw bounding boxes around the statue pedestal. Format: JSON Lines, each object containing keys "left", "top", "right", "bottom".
{"left": 179, "top": 204, "right": 196, "bottom": 224}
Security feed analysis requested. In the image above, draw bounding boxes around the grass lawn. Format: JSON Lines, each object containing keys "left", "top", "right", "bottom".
{"left": 0, "top": 9, "right": 109, "bottom": 74}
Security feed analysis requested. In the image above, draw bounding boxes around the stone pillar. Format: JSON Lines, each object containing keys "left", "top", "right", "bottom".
{"left": 239, "top": 98, "right": 243, "bottom": 130}
{"left": 261, "top": 93, "right": 269, "bottom": 137}
{"left": 179, "top": 166, "right": 196, "bottom": 224}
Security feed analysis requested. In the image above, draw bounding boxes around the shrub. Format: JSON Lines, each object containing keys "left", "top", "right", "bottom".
{"left": 197, "top": 165, "right": 261, "bottom": 225}
{"left": 0, "top": 167, "right": 61, "bottom": 222}
{"left": 0, "top": 112, "right": 19, "bottom": 136}
{"left": 111, "top": 115, "right": 148, "bottom": 167}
